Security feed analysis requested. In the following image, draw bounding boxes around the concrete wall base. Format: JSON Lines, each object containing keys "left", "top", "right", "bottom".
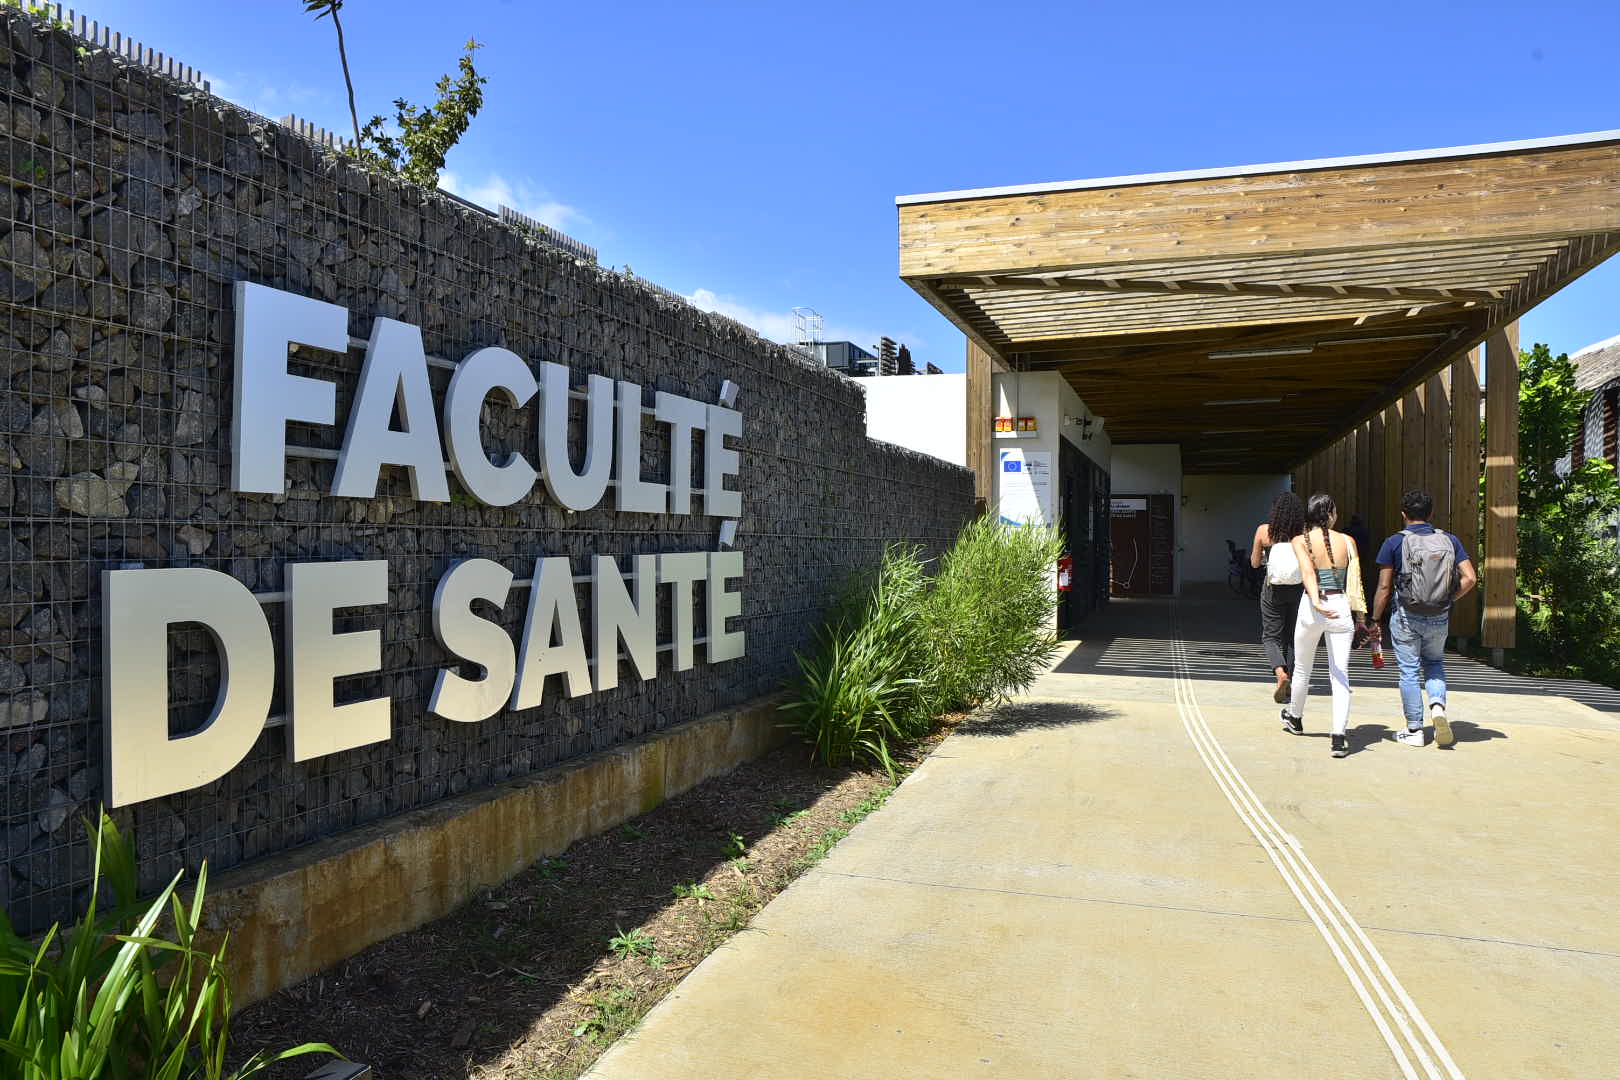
{"left": 205, "top": 697, "right": 791, "bottom": 1007}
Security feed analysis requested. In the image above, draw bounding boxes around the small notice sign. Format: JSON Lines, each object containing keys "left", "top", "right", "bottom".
{"left": 999, "top": 449, "right": 1052, "bottom": 526}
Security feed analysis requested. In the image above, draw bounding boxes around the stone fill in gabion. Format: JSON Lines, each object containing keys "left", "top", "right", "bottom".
{"left": 0, "top": 10, "right": 974, "bottom": 933}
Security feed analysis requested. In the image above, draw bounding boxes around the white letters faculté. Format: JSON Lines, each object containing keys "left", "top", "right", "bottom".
{"left": 230, "top": 284, "right": 740, "bottom": 514}
{"left": 104, "top": 285, "right": 749, "bottom": 807}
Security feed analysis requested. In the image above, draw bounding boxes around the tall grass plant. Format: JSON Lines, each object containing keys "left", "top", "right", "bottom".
{"left": 783, "top": 519, "right": 1065, "bottom": 773}
{"left": 0, "top": 815, "right": 337, "bottom": 1080}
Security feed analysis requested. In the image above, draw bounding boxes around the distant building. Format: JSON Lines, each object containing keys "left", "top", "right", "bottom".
{"left": 802, "top": 340, "right": 880, "bottom": 377}
{"left": 1570, "top": 334, "right": 1620, "bottom": 551}
{"left": 803, "top": 339, "right": 941, "bottom": 378}
{"left": 1572, "top": 334, "right": 1620, "bottom": 470}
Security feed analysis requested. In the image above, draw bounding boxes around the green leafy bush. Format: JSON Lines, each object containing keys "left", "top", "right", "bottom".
{"left": 782, "top": 519, "right": 1064, "bottom": 773}
{"left": 781, "top": 545, "right": 933, "bottom": 775}
{"left": 1505, "top": 344, "right": 1620, "bottom": 688}
{"left": 919, "top": 516, "right": 1067, "bottom": 711}
{"left": 0, "top": 814, "right": 338, "bottom": 1080}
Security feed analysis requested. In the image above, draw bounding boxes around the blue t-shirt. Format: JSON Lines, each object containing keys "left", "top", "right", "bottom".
{"left": 1376, "top": 523, "right": 1471, "bottom": 609}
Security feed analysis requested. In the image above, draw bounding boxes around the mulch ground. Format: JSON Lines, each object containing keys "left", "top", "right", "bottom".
{"left": 230, "top": 728, "right": 950, "bottom": 1080}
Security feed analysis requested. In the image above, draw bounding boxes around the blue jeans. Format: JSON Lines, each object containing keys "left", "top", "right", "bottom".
{"left": 1391, "top": 607, "right": 1449, "bottom": 730}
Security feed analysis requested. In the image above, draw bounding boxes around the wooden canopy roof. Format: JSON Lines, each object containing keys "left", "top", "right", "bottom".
{"left": 898, "top": 132, "right": 1620, "bottom": 474}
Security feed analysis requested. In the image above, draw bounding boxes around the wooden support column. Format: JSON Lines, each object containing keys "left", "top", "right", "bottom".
{"left": 1483, "top": 323, "right": 1520, "bottom": 654}
{"left": 1336, "top": 435, "right": 1350, "bottom": 510}
{"left": 965, "top": 339, "right": 995, "bottom": 511}
{"left": 1367, "top": 413, "right": 1386, "bottom": 535}
{"left": 1344, "top": 430, "right": 1357, "bottom": 516}
{"left": 1401, "top": 383, "right": 1427, "bottom": 493}
{"left": 1425, "top": 368, "right": 1452, "bottom": 525}
{"left": 1356, "top": 421, "right": 1373, "bottom": 529}
{"left": 1451, "top": 347, "right": 1483, "bottom": 643}
{"left": 1382, "top": 402, "right": 1402, "bottom": 543}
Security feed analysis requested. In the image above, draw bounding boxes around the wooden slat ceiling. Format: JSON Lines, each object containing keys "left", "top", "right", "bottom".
{"left": 898, "top": 133, "right": 1620, "bottom": 474}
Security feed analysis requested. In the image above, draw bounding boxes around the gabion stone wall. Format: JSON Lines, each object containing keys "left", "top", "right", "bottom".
{"left": 0, "top": 10, "right": 975, "bottom": 933}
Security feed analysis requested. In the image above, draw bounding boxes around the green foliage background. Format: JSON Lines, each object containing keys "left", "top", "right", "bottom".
{"left": 303, "top": 0, "right": 487, "bottom": 189}
{"left": 1510, "top": 343, "right": 1620, "bottom": 686}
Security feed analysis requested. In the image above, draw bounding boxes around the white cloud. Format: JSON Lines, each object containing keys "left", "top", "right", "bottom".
{"left": 684, "top": 289, "right": 909, "bottom": 352}
{"left": 439, "top": 172, "right": 585, "bottom": 232}
{"left": 210, "top": 73, "right": 326, "bottom": 126}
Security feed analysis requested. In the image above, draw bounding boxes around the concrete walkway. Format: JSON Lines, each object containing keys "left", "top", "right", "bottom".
{"left": 587, "top": 588, "right": 1620, "bottom": 1079}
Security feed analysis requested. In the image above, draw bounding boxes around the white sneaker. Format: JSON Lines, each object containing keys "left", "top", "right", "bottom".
{"left": 1395, "top": 728, "right": 1427, "bottom": 747}
{"left": 1431, "top": 702, "right": 1453, "bottom": 748}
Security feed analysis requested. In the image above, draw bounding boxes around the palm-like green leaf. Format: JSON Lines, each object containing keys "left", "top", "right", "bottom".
{"left": 0, "top": 813, "right": 346, "bottom": 1079}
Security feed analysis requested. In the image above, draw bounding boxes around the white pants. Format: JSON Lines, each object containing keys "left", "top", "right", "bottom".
{"left": 1288, "top": 593, "right": 1353, "bottom": 735}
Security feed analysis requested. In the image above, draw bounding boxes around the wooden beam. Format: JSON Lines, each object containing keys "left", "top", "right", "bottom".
{"left": 898, "top": 140, "right": 1620, "bottom": 278}
{"left": 973, "top": 297, "right": 1474, "bottom": 337}
{"left": 1483, "top": 323, "right": 1520, "bottom": 650}
{"left": 902, "top": 279, "right": 1014, "bottom": 366}
{"left": 1293, "top": 230, "right": 1620, "bottom": 466}
{"left": 1450, "top": 348, "right": 1483, "bottom": 642}
{"left": 934, "top": 272, "right": 1504, "bottom": 305}
{"left": 1015, "top": 309, "right": 1464, "bottom": 358}
{"left": 965, "top": 339, "right": 996, "bottom": 510}
{"left": 935, "top": 237, "right": 1563, "bottom": 295}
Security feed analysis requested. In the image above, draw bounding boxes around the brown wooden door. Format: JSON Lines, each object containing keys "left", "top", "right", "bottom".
{"left": 1110, "top": 497, "right": 1152, "bottom": 596}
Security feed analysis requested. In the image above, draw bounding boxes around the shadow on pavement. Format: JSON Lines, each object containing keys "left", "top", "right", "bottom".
{"left": 1292, "top": 720, "right": 1508, "bottom": 754}
{"left": 1444, "top": 720, "right": 1509, "bottom": 745}
{"left": 1056, "top": 589, "right": 1620, "bottom": 714}
{"left": 956, "top": 701, "right": 1117, "bottom": 737}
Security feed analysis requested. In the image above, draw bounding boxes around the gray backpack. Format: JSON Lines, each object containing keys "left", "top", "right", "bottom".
{"left": 1398, "top": 529, "right": 1458, "bottom": 615}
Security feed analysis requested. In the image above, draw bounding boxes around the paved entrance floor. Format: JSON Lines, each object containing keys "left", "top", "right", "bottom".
{"left": 587, "top": 588, "right": 1620, "bottom": 1079}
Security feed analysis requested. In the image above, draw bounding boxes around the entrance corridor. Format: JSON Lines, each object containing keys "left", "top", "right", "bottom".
{"left": 588, "top": 588, "right": 1620, "bottom": 1079}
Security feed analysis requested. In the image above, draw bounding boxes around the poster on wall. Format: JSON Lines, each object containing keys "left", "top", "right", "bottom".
{"left": 999, "top": 449, "right": 1052, "bottom": 526}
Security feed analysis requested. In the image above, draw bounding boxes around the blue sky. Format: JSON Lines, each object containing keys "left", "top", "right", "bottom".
{"left": 88, "top": 0, "right": 1618, "bottom": 370}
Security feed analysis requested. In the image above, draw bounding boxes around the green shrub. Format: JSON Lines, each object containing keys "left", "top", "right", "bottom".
{"left": 919, "top": 517, "right": 1065, "bottom": 711}
{"left": 781, "top": 544, "right": 932, "bottom": 775}
{"left": 782, "top": 519, "right": 1065, "bottom": 773}
{"left": 0, "top": 814, "right": 338, "bottom": 1080}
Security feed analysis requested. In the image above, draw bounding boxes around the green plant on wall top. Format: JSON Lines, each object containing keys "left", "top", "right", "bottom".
{"left": 302, "top": 0, "right": 488, "bottom": 190}
{"left": 0, "top": 814, "right": 339, "bottom": 1080}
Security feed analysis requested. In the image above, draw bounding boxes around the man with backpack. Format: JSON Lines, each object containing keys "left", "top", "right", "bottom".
{"left": 1371, "top": 490, "right": 1478, "bottom": 747}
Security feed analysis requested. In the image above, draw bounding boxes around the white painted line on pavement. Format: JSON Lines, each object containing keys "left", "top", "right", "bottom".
{"left": 1169, "top": 604, "right": 1467, "bottom": 1080}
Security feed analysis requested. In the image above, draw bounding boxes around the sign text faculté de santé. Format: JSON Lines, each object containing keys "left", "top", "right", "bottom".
{"left": 102, "top": 282, "right": 746, "bottom": 807}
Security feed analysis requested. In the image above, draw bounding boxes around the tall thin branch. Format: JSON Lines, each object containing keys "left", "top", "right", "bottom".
{"left": 328, "top": 6, "right": 362, "bottom": 150}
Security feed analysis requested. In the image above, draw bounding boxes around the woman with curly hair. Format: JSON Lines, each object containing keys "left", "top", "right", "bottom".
{"left": 1250, "top": 491, "right": 1306, "bottom": 703}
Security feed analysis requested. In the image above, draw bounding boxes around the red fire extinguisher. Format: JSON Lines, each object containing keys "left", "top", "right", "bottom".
{"left": 1056, "top": 554, "right": 1074, "bottom": 592}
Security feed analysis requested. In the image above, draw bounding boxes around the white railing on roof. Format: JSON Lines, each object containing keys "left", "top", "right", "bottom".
{"left": 635, "top": 278, "right": 688, "bottom": 305}
{"left": 279, "top": 114, "right": 350, "bottom": 152}
{"left": 497, "top": 204, "right": 597, "bottom": 263}
{"left": 23, "top": 3, "right": 210, "bottom": 91}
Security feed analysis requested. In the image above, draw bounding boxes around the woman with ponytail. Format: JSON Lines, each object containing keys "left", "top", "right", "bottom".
{"left": 1282, "top": 493, "right": 1370, "bottom": 758}
{"left": 1250, "top": 491, "right": 1306, "bottom": 702}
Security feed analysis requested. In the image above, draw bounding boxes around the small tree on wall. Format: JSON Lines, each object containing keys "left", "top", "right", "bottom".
{"left": 1513, "top": 343, "right": 1620, "bottom": 683}
{"left": 302, "top": 0, "right": 488, "bottom": 190}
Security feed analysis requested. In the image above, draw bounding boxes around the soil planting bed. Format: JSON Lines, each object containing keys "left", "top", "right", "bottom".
{"left": 231, "top": 730, "right": 948, "bottom": 1079}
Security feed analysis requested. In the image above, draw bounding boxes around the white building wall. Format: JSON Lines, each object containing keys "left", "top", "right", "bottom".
{"left": 1181, "top": 474, "right": 1292, "bottom": 582}
{"left": 989, "top": 371, "right": 1111, "bottom": 526}
{"left": 858, "top": 374, "right": 967, "bottom": 466}
{"left": 1110, "top": 444, "right": 1183, "bottom": 594}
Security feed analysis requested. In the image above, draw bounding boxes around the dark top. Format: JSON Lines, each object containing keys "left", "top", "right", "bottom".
{"left": 1375, "top": 522, "right": 1472, "bottom": 611}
